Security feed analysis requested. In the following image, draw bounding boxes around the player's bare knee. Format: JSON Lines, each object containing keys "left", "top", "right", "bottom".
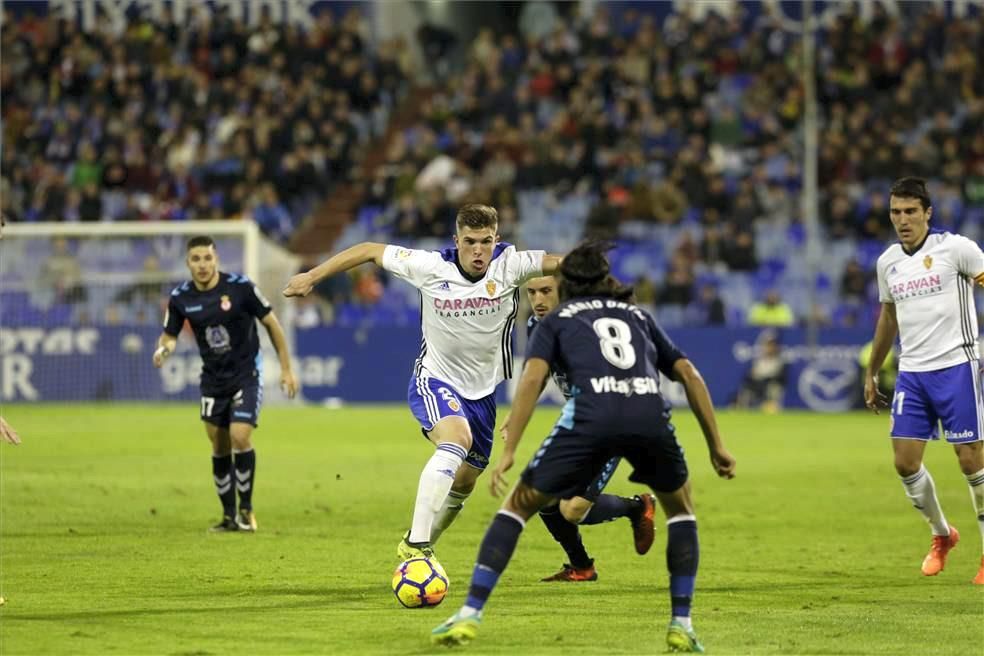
{"left": 954, "top": 441, "right": 983, "bottom": 475}
{"left": 452, "top": 464, "right": 480, "bottom": 495}
{"left": 206, "top": 425, "right": 231, "bottom": 455}
{"left": 559, "top": 498, "right": 592, "bottom": 524}
{"left": 655, "top": 486, "right": 693, "bottom": 518}
{"left": 430, "top": 417, "right": 473, "bottom": 452}
{"left": 504, "top": 482, "right": 549, "bottom": 519}
{"left": 229, "top": 424, "right": 254, "bottom": 452}
{"left": 893, "top": 456, "right": 922, "bottom": 477}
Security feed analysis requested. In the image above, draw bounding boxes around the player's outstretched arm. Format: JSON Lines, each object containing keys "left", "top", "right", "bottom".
{"left": 491, "top": 358, "right": 550, "bottom": 497}
{"left": 541, "top": 254, "right": 564, "bottom": 275}
{"left": 864, "top": 303, "right": 898, "bottom": 414}
{"left": 152, "top": 333, "right": 178, "bottom": 368}
{"left": 283, "top": 242, "right": 387, "bottom": 297}
{"left": 0, "top": 416, "right": 21, "bottom": 445}
{"left": 671, "top": 358, "right": 735, "bottom": 479}
{"left": 260, "top": 312, "right": 298, "bottom": 398}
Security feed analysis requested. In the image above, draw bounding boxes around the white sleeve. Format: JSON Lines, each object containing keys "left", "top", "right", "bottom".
{"left": 503, "top": 247, "right": 545, "bottom": 286}
{"left": 876, "top": 258, "right": 893, "bottom": 303}
{"left": 381, "top": 245, "right": 440, "bottom": 287}
{"left": 952, "top": 235, "right": 984, "bottom": 282}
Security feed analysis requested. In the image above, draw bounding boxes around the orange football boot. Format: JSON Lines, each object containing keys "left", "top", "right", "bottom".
{"left": 631, "top": 493, "right": 657, "bottom": 555}
{"left": 921, "top": 525, "right": 959, "bottom": 576}
{"left": 972, "top": 556, "right": 984, "bottom": 585}
{"left": 540, "top": 562, "right": 598, "bottom": 582}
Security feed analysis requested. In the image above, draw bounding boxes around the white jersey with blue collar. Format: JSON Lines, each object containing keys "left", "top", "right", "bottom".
{"left": 876, "top": 230, "right": 984, "bottom": 372}
{"left": 382, "top": 242, "right": 545, "bottom": 399}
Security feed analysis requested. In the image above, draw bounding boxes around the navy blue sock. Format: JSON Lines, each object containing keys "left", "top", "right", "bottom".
{"left": 580, "top": 494, "right": 639, "bottom": 525}
{"left": 667, "top": 519, "right": 699, "bottom": 618}
{"left": 539, "top": 506, "right": 593, "bottom": 569}
{"left": 212, "top": 454, "right": 235, "bottom": 517}
{"left": 464, "top": 512, "right": 525, "bottom": 611}
{"left": 234, "top": 449, "right": 256, "bottom": 511}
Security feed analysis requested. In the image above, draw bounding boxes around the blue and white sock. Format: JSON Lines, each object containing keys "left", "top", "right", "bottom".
{"left": 901, "top": 465, "right": 949, "bottom": 536}
{"left": 667, "top": 515, "right": 699, "bottom": 629}
{"left": 966, "top": 467, "right": 984, "bottom": 553}
{"left": 463, "top": 511, "right": 526, "bottom": 614}
{"left": 431, "top": 489, "right": 469, "bottom": 545}
{"left": 408, "top": 442, "right": 466, "bottom": 544}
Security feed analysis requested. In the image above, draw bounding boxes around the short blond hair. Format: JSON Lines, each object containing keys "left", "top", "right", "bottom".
{"left": 456, "top": 204, "right": 498, "bottom": 231}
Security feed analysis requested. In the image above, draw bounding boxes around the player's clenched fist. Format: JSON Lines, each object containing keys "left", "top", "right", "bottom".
{"left": 710, "top": 446, "right": 735, "bottom": 479}
{"left": 283, "top": 272, "right": 314, "bottom": 297}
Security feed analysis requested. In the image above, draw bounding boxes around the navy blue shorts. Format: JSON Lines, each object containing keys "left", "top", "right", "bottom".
{"left": 407, "top": 374, "right": 497, "bottom": 470}
{"left": 200, "top": 378, "right": 262, "bottom": 428}
{"left": 890, "top": 362, "right": 983, "bottom": 443}
{"left": 521, "top": 424, "right": 688, "bottom": 499}
{"left": 579, "top": 456, "right": 621, "bottom": 501}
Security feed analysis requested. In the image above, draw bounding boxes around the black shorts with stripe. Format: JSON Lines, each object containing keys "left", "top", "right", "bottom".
{"left": 520, "top": 422, "right": 688, "bottom": 499}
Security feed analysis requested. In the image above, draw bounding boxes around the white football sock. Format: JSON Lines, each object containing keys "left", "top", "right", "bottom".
{"left": 965, "top": 467, "right": 984, "bottom": 554}
{"left": 900, "top": 465, "right": 949, "bottom": 536}
{"left": 430, "top": 489, "right": 470, "bottom": 545}
{"left": 672, "top": 616, "right": 693, "bottom": 631}
{"left": 408, "top": 443, "right": 466, "bottom": 544}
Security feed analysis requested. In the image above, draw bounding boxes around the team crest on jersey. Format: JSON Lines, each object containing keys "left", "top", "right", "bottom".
{"left": 220, "top": 295, "right": 232, "bottom": 311}
{"left": 398, "top": 249, "right": 413, "bottom": 259}
{"left": 206, "top": 325, "right": 231, "bottom": 352}
{"left": 485, "top": 280, "right": 497, "bottom": 297}
{"left": 923, "top": 255, "right": 932, "bottom": 270}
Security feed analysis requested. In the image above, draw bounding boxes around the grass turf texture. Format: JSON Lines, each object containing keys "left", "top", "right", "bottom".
{"left": 1, "top": 405, "right": 981, "bottom": 655}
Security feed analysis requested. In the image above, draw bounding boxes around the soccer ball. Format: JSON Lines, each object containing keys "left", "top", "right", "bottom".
{"left": 391, "top": 557, "right": 449, "bottom": 608}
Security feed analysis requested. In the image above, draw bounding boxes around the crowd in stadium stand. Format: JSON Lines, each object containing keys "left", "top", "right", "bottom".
{"left": 1, "top": 7, "right": 407, "bottom": 239}
{"left": 350, "top": 3, "right": 983, "bottom": 326}
{"left": 2, "top": 4, "right": 982, "bottom": 328}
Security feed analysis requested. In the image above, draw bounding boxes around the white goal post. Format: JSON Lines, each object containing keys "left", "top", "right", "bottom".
{"left": 0, "top": 220, "right": 300, "bottom": 403}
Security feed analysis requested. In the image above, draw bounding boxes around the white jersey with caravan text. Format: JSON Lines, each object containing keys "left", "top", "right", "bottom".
{"left": 382, "top": 243, "right": 545, "bottom": 399}
{"left": 876, "top": 231, "right": 984, "bottom": 372}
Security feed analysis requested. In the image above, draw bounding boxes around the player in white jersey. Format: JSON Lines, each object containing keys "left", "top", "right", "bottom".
{"left": 865, "top": 177, "right": 984, "bottom": 585}
{"left": 283, "top": 204, "right": 561, "bottom": 563}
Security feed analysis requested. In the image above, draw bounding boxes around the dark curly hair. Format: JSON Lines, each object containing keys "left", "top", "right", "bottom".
{"left": 559, "top": 241, "right": 622, "bottom": 301}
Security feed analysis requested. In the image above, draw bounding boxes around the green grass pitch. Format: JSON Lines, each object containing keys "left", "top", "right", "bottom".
{"left": 1, "top": 404, "right": 981, "bottom": 655}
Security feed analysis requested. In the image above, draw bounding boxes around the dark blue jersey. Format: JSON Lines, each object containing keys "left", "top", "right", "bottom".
{"left": 526, "top": 296, "right": 685, "bottom": 431}
{"left": 527, "top": 315, "right": 572, "bottom": 399}
{"left": 164, "top": 272, "right": 272, "bottom": 395}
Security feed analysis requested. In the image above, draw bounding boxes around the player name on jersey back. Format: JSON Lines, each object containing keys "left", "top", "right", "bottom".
{"left": 876, "top": 231, "right": 983, "bottom": 372}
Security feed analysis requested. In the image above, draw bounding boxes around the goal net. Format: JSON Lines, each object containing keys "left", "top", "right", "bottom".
{"left": 0, "top": 220, "right": 297, "bottom": 404}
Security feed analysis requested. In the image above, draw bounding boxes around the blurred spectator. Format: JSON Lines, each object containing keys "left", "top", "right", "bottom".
{"left": 632, "top": 275, "right": 657, "bottom": 306}
{"left": 352, "top": 269, "right": 384, "bottom": 305}
{"left": 840, "top": 260, "right": 870, "bottom": 303}
{"left": 1, "top": 8, "right": 402, "bottom": 233}
{"left": 251, "top": 185, "right": 294, "bottom": 243}
{"left": 736, "top": 331, "right": 787, "bottom": 413}
{"left": 40, "top": 237, "right": 86, "bottom": 304}
{"left": 696, "top": 285, "right": 726, "bottom": 325}
{"left": 658, "top": 254, "right": 695, "bottom": 307}
{"left": 747, "top": 290, "right": 795, "bottom": 327}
